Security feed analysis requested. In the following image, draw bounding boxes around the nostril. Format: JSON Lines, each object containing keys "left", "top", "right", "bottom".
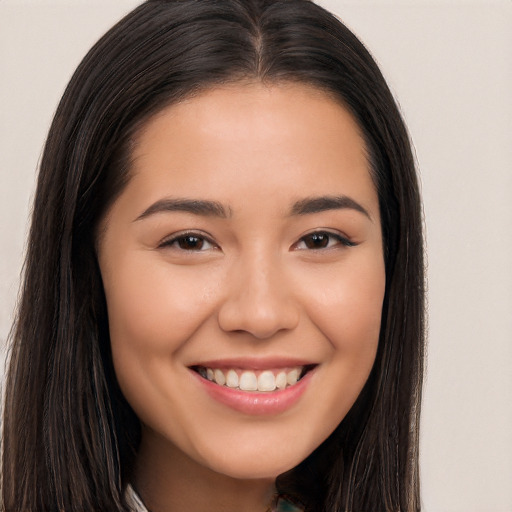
{"left": 217, "top": 295, "right": 300, "bottom": 339}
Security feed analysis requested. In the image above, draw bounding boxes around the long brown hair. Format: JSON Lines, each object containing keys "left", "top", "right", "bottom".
{"left": 2, "top": 1, "right": 424, "bottom": 510}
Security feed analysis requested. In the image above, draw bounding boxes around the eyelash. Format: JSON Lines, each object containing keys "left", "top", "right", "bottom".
{"left": 293, "top": 231, "right": 356, "bottom": 251}
{"left": 159, "top": 231, "right": 218, "bottom": 252}
{"left": 159, "top": 230, "right": 355, "bottom": 252}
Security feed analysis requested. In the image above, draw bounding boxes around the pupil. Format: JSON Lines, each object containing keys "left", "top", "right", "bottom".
{"left": 179, "top": 236, "right": 203, "bottom": 250}
{"left": 307, "top": 233, "right": 329, "bottom": 249}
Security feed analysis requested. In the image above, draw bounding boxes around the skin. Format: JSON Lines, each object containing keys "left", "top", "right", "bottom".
{"left": 97, "top": 82, "right": 386, "bottom": 512}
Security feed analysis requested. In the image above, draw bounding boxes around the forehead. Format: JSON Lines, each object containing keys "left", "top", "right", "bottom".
{"left": 121, "top": 82, "right": 377, "bottom": 218}
{"left": 134, "top": 81, "right": 367, "bottom": 158}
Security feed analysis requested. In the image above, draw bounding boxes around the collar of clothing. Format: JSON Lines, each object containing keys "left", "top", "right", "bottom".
{"left": 125, "top": 485, "right": 148, "bottom": 512}
{"left": 125, "top": 484, "right": 304, "bottom": 512}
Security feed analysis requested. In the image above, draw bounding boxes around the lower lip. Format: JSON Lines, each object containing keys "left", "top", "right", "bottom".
{"left": 190, "top": 369, "right": 314, "bottom": 415}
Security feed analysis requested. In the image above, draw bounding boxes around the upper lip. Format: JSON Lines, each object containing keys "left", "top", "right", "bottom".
{"left": 188, "top": 357, "right": 316, "bottom": 370}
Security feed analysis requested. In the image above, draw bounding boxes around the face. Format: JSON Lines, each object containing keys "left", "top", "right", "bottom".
{"left": 97, "top": 83, "right": 385, "bottom": 480}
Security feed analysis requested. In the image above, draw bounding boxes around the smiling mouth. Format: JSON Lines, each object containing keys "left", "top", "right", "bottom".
{"left": 191, "top": 365, "right": 315, "bottom": 392}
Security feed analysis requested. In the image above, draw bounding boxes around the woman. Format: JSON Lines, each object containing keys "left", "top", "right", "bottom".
{"left": 2, "top": 1, "right": 425, "bottom": 511}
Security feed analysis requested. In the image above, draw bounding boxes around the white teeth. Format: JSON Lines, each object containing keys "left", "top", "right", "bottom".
{"left": 226, "top": 369, "right": 239, "bottom": 388}
{"left": 201, "top": 366, "right": 307, "bottom": 392}
{"left": 287, "top": 369, "right": 300, "bottom": 386}
{"left": 258, "top": 370, "right": 276, "bottom": 391}
{"left": 239, "top": 371, "right": 258, "bottom": 391}
{"left": 214, "top": 369, "right": 226, "bottom": 386}
{"left": 275, "top": 371, "right": 287, "bottom": 390}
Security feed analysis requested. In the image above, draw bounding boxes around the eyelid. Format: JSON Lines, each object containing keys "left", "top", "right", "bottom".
{"left": 158, "top": 230, "right": 219, "bottom": 251}
{"left": 292, "top": 229, "right": 356, "bottom": 250}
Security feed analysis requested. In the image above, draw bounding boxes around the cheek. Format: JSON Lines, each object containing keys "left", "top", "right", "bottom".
{"left": 102, "top": 256, "right": 225, "bottom": 427}
{"left": 103, "top": 254, "right": 222, "bottom": 366}
{"left": 299, "top": 252, "right": 385, "bottom": 359}
{"left": 303, "top": 255, "right": 385, "bottom": 428}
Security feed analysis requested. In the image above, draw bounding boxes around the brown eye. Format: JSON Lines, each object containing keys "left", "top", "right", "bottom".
{"left": 295, "top": 231, "right": 355, "bottom": 251}
{"left": 303, "top": 233, "right": 330, "bottom": 249}
{"left": 160, "top": 232, "right": 217, "bottom": 251}
{"left": 177, "top": 235, "right": 205, "bottom": 250}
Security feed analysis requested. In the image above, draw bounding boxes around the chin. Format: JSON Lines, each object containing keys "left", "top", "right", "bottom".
{"left": 198, "top": 440, "right": 315, "bottom": 481}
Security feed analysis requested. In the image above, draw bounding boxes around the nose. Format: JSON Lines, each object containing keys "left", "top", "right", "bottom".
{"left": 217, "top": 253, "right": 300, "bottom": 339}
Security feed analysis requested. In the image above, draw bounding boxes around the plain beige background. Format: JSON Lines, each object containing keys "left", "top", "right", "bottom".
{"left": 1, "top": 1, "right": 511, "bottom": 510}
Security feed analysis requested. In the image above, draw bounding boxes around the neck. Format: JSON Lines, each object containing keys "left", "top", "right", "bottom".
{"left": 134, "top": 431, "right": 276, "bottom": 512}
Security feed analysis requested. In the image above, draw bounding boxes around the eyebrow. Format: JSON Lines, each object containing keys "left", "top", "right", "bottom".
{"left": 289, "top": 195, "right": 372, "bottom": 220}
{"left": 135, "top": 198, "right": 231, "bottom": 221}
{"left": 134, "top": 194, "right": 371, "bottom": 222}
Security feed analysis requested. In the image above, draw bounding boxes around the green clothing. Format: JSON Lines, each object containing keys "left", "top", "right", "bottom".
{"left": 125, "top": 485, "right": 304, "bottom": 512}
